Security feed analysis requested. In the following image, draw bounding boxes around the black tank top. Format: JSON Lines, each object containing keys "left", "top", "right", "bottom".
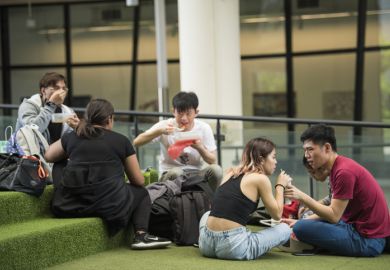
{"left": 210, "top": 174, "right": 258, "bottom": 226}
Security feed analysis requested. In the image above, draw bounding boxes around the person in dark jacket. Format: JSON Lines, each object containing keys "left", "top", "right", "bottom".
{"left": 45, "top": 98, "right": 171, "bottom": 249}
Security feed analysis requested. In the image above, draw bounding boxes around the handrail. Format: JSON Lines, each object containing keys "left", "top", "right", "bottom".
{"left": 3, "top": 103, "right": 390, "bottom": 198}
{"left": 3, "top": 103, "right": 390, "bottom": 128}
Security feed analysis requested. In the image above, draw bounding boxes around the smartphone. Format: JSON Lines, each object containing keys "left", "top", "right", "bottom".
{"left": 292, "top": 249, "right": 317, "bottom": 256}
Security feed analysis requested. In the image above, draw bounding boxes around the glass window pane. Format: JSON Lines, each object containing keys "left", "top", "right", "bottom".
{"left": 294, "top": 53, "right": 355, "bottom": 119}
{"left": 364, "top": 51, "right": 390, "bottom": 163}
{"left": 0, "top": 72, "right": 2, "bottom": 104}
{"left": 359, "top": 127, "right": 390, "bottom": 207}
{"left": 71, "top": 2, "right": 133, "bottom": 63}
{"left": 292, "top": 0, "right": 358, "bottom": 52}
{"left": 138, "top": 1, "right": 155, "bottom": 60}
{"left": 166, "top": 0, "right": 180, "bottom": 59}
{"left": 11, "top": 68, "right": 66, "bottom": 105}
{"left": 136, "top": 63, "right": 180, "bottom": 111}
{"left": 0, "top": 11, "right": 2, "bottom": 104}
{"left": 138, "top": 0, "right": 179, "bottom": 60}
{"left": 241, "top": 58, "right": 286, "bottom": 117}
{"left": 366, "top": 1, "right": 390, "bottom": 47}
{"left": 72, "top": 66, "right": 131, "bottom": 110}
{"left": 9, "top": 6, "right": 65, "bottom": 65}
{"left": 240, "top": 0, "right": 285, "bottom": 55}
{"left": 0, "top": 12, "right": 2, "bottom": 66}
{"left": 364, "top": 51, "right": 384, "bottom": 122}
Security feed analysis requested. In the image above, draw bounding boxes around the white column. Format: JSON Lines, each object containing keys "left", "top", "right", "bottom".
{"left": 177, "top": 0, "right": 242, "bottom": 116}
{"left": 178, "top": 0, "right": 243, "bottom": 169}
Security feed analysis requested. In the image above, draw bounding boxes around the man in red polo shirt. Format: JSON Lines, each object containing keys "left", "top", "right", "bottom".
{"left": 283, "top": 124, "right": 390, "bottom": 256}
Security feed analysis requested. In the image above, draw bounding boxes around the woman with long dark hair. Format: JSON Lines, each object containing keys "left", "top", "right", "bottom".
{"left": 198, "top": 137, "right": 292, "bottom": 260}
{"left": 45, "top": 99, "right": 171, "bottom": 249}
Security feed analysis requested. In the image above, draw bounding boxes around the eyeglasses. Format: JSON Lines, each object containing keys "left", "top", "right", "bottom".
{"left": 46, "top": 86, "right": 69, "bottom": 92}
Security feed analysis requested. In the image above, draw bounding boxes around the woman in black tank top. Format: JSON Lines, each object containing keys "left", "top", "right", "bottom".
{"left": 198, "top": 137, "right": 292, "bottom": 260}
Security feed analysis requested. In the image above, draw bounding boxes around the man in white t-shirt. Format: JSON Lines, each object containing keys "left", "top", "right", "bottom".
{"left": 134, "top": 91, "right": 222, "bottom": 190}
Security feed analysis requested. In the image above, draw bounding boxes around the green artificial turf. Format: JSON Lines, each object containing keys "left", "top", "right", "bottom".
{"left": 0, "top": 185, "right": 53, "bottom": 226}
{"left": 0, "top": 217, "right": 128, "bottom": 270}
{"left": 2, "top": 180, "right": 389, "bottom": 270}
{"left": 46, "top": 245, "right": 390, "bottom": 270}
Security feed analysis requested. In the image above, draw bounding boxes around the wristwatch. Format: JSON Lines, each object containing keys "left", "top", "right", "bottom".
{"left": 45, "top": 101, "right": 56, "bottom": 108}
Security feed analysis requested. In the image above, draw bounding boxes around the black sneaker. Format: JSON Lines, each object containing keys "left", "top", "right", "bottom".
{"left": 131, "top": 233, "right": 171, "bottom": 250}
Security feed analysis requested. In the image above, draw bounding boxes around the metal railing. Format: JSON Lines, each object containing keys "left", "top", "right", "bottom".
{"left": 3, "top": 103, "right": 390, "bottom": 163}
{"left": 3, "top": 103, "right": 390, "bottom": 200}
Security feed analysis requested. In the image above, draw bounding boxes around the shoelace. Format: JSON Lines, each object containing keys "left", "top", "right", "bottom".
{"left": 259, "top": 219, "right": 281, "bottom": 227}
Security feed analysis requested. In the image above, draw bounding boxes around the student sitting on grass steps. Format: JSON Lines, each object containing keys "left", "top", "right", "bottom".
{"left": 44, "top": 98, "right": 171, "bottom": 250}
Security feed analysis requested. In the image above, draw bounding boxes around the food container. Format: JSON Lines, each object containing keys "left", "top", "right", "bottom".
{"left": 173, "top": 130, "right": 201, "bottom": 142}
{"left": 51, "top": 113, "right": 73, "bottom": 123}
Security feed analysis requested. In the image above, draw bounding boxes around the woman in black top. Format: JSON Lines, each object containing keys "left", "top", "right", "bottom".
{"left": 45, "top": 98, "right": 170, "bottom": 249}
{"left": 198, "top": 137, "right": 292, "bottom": 260}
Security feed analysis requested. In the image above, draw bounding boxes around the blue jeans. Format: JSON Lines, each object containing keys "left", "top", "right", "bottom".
{"left": 293, "top": 219, "right": 385, "bottom": 257}
{"left": 198, "top": 211, "right": 291, "bottom": 260}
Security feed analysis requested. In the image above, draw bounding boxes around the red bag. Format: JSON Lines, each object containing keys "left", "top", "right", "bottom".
{"left": 282, "top": 199, "right": 300, "bottom": 219}
{"left": 167, "top": 140, "right": 195, "bottom": 159}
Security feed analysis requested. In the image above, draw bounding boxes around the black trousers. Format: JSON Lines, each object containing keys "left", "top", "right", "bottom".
{"left": 128, "top": 184, "right": 151, "bottom": 233}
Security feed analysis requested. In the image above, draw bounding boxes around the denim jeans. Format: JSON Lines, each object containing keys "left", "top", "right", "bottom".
{"left": 198, "top": 211, "right": 291, "bottom": 260}
{"left": 293, "top": 219, "right": 385, "bottom": 257}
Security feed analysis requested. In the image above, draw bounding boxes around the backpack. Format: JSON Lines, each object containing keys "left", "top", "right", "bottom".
{"left": 169, "top": 190, "right": 211, "bottom": 246}
{"left": 148, "top": 193, "right": 174, "bottom": 240}
{"left": 148, "top": 173, "right": 214, "bottom": 246}
{"left": 247, "top": 206, "right": 272, "bottom": 225}
{"left": 6, "top": 125, "right": 53, "bottom": 180}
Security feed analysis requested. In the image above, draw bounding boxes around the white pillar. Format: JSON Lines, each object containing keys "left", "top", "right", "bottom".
{"left": 177, "top": 0, "right": 242, "bottom": 116}
{"left": 178, "top": 0, "right": 243, "bottom": 169}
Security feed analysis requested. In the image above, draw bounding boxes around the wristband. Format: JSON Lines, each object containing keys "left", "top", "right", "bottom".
{"left": 274, "top": 184, "right": 285, "bottom": 191}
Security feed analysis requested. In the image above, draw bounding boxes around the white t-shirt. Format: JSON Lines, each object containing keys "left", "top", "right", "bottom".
{"left": 149, "top": 118, "right": 216, "bottom": 174}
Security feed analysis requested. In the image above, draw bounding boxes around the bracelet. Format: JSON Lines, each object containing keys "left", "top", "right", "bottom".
{"left": 274, "top": 184, "right": 286, "bottom": 191}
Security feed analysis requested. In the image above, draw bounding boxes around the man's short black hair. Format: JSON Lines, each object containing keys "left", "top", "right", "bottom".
{"left": 172, "top": 91, "right": 199, "bottom": 112}
{"left": 300, "top": 124, "right": 337, "bottom": 151}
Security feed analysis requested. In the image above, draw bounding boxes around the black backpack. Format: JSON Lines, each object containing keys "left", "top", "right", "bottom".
{"left": 148, "top": 173, "right": 213, "bottom": 246}
{"left": 148, "top": 193, "right": 174, "bottom": 240}
{"left": 169, "top": 190, "right": 211, "bottom": 245}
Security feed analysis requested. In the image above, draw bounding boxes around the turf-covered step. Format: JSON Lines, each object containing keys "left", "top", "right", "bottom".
{"left": 0, "top": 217, "right": 129, "bottom": 270}
{"left": 0, "top": 185, "right": 54, "bottom": 226}
{"left": 0, "top": 169, "right": 157, "bottom": 226}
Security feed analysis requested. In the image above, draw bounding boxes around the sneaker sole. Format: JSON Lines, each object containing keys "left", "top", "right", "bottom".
{"left": 131, "top": 241, "right": 172, "bottom": 250}
{"left": 277, "top": 238, "right": 314, "bottom": 253}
